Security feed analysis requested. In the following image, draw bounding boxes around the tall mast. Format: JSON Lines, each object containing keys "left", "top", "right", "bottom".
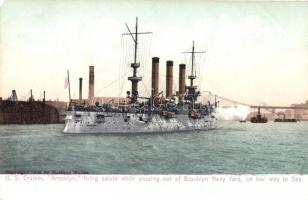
{"left": 134, "top": 17, "right": 138, "bottom": 64}
{"left": 67, "top": 70, "right": 71, "bottom": 101}
{"left": 124, "top": 17, "right": 152, "bottom": 103}
{"left": 182, "top": 41, "right": 205, "bottom": 104}
{"left": 190, "top": 41, "right": 195, "bottom": 87}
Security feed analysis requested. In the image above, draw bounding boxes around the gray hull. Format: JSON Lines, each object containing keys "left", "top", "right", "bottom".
{"left": 63, "top": 111, "right": 217, "bottom": 134}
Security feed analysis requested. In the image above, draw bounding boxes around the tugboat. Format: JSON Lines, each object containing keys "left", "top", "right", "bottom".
{"left": 250, "top": 107, "right": 268, "bottom": 123}
{"left": 274, "top": 112, "right": 297, "bottom": 122}
{"left": 63, "top": 18, "right": 217, "bottom": 134}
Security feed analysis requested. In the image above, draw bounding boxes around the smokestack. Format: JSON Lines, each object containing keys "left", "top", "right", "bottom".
{"left": 166, "top": 61, "right": 173, "bottom": 98}
{"left": 179, "top": 64, "right": 186, "bottom": 101}
{"left": 79, "top": 77, "right": 83, "bottom": 100}
{"left": 152, "top": 57, "right": 159, "bottom": 96}
{"left": 30, "top": 89, "right": 33, "bottom": 102}
{"left": 88, "top": 66, "right": 94, "bottom": 100}
{"left": 43, "top": 91, "right": 45, "bottom": 103}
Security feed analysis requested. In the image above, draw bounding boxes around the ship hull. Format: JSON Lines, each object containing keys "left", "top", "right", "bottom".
{"left": 63, "top": 111, "right": 217, "bottom": 134}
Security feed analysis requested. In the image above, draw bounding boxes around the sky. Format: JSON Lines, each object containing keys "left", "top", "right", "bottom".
{"left": 0, "top": 0, "right": 308, "bottom": 106}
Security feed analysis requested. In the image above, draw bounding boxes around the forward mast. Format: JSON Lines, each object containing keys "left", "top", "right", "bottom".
{"left": 183, "top": 41, "right": 205, "bottom": 107}
{"left": 124, "top": 17, "right": 152, "bottom": 103}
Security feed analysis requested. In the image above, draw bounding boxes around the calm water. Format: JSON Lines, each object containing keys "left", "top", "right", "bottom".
{"left": 0, "top": 121, "right": 307, "bottom": 174}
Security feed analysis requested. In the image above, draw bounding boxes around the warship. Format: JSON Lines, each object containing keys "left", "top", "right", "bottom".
{"left": 63, "top": 18, "right": 217, "bottom": 134}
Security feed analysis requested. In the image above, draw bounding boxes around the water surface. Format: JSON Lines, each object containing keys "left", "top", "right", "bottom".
{"left": 0, "top": 121, "right": 307, "bottom": 174}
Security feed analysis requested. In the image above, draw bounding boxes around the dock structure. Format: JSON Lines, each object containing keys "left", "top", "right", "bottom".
{"left": 0, "top": 90, "right": 67, "bottom": 124}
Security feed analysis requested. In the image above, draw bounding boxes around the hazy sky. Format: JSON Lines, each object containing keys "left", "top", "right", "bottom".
{"left": 1, "top": 0, "right": 307, "bottom": 106}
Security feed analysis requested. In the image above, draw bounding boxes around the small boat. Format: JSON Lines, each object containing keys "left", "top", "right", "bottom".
{"left": 250, "top": 107, "right": 268, "bottom": 123}
{"left": 274, "top": 112, "right": 297, "bottom": 122}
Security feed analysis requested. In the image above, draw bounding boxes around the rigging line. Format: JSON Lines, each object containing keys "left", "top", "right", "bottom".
{"left": 125, "top": 35, "right": 129, "bottom": 64}
{"left": 95, "top": 69, "right": 131, "bottom": 95}
{"left": 144, "top": 35, "right": 147, "bottom": 60}
{"left": 146, "top": 35, "right": 150, "bottom": 64}
{"left": 119, "top": 37, "right": 124, "bottom": 96}
{"left": 124, "top": 40, "right": 128, "bottom": 66}
{"left": 123, "top": 35, "right": 128, "bottom": 63}
{"left": 139, "top": 35, "right": 142, "bottom": 63}
{"left": 143, "top": 36, "right": 146, "bottom": 65}
{"left": 140, "top": 78, "right": 150, "bottom": 96}
{"left": 119, "top": 36, "right": 126, "bottom": 98}
{"left": 119, "top": 60, "right": 126, "bottom": 93}
{"left": 146, "top": 36, "right": 152, "bottom": 75}
{"left": 123, "top": 36, "right": 126, "bottom": 69}
{"left": 142, "top": 36, "right": 146, "bottom": 66}
{"left": 144, "top": 37, "right": 148, "bottom": 74}
{"left": 119, "top": 73, "right": 128, "bottom": 97}
{"left": 140, "top": 37, "right": 146, "bottom": 59}
{"left": 140, "top": 36, "right": 147, "bottom": 81}
{"left": 121, "top": 36, "right": 133, "bottom": 96}
{"left": 146, "top": 36, "right": 150, "bottom": 71}
{"left": 142, "top": 36, "right": 148, "bottom": 78}
{"left": 125, "top": 36, "right": 129, "bottom": 65}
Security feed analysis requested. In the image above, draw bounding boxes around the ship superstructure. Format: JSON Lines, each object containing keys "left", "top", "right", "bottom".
{"left": 63, "top": 18, "right": 217, "bottom": 134}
